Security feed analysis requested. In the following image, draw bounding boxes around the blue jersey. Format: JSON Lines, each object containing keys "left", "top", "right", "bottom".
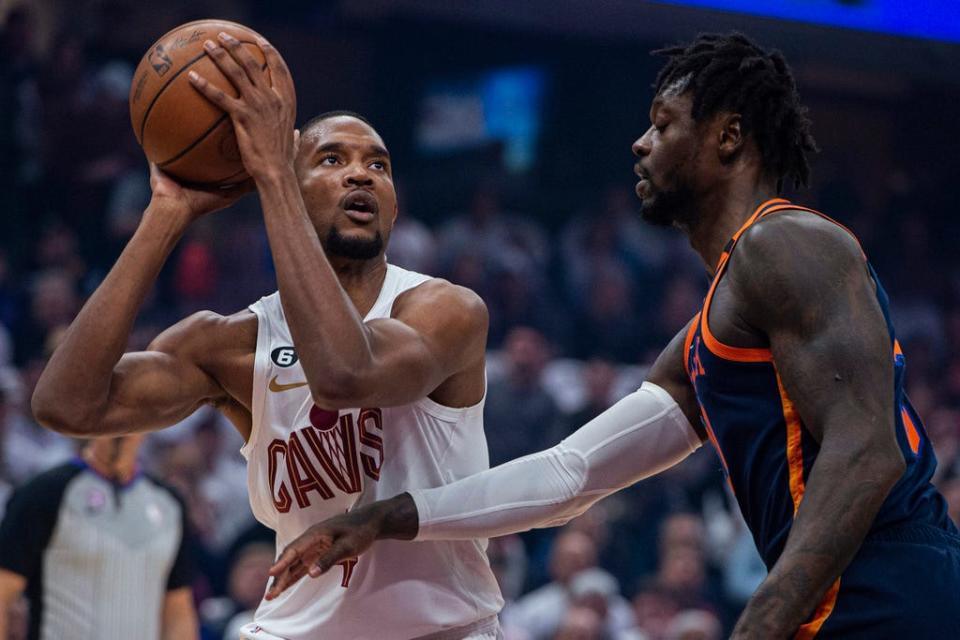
{"left": 684, "top": 198, "right": 954, "bottom": 573}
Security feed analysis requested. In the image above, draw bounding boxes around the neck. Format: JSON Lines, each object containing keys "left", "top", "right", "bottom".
{"left": 82, "top": 447, "right": 136, "bottom": 484}
{"left": 328, "top": 255, "right": 389, "bottom": 316}
{"left": 686, "top": 176, "right": 779, "bottom": 274}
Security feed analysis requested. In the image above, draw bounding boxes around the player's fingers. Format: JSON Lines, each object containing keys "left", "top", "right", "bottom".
{"left": 257, "top": 36, "right": 294, "bottom": 98}
{"left": 310, "top": 537, "right": 356, "bottom": 577}
{"left": 265, "top": 562, "right": 308, "bottom": 600}
{"left": 269, "top": 542, "right": 305, "bottom": 577}
{"left": 187, "top": 69, "right": 238, "bottom": 112}
{"left": 201, "top": 39, "right": 249, "bottom": 93}
{"left": 217, "top": 31, "right": 265, "bottom": 87}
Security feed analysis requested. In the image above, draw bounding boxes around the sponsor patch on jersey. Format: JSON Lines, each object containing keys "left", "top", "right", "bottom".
{"left": 271, "top": 346, "right": 299, "bottom": 367}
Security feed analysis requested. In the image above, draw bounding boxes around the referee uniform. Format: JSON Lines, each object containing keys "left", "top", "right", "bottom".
{"left": 0, "top": 458, "right": 193, "bottom": 640}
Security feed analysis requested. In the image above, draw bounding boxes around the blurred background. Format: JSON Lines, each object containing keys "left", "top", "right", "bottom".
{"left": 1, "top": 1, "right": 959, "bottom": 639}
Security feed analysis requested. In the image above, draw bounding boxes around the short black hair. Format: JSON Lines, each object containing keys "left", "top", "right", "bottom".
{"left": 300, "top": 110, "right": 376, "bottom": 137}
{"left": 653, "top": 32, "right": 818, "bottom": 191}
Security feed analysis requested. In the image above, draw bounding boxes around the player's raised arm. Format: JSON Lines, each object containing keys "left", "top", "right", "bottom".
{"left": 726, "top": 212, "right": 905, "bottom": 639}
{"left": 191, "top": 34, "right": 486, "bottom": 410}
{"left": 264, "top": 323, "right": 706, "bottom": 598}
{"left": 32, "top": 166, "right": 253, "bottom": 437}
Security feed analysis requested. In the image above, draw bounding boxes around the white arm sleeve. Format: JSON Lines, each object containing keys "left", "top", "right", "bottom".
{"left": 409, "top": 381, "right": 702, "bottom": 541}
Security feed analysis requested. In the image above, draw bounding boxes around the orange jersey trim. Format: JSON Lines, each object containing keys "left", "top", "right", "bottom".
{"left": 901, "top": 407, "right": 921, "bottom": 455}
{"left": 682, "top": 312, "right": 701, "bottom": 379}
{"left": 794, "top": 578, "right": 841, "bottom": 640}
{"left": 776, "top": 371, "right": 807, "bottom": 515}
{"left": 698, "top": 198, "right": 786, "bottom": 363}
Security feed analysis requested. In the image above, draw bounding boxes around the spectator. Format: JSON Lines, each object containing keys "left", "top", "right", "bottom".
{"left": 485, "top": 326, "right": 560, "bottom": 465}
{"left": 663, "top": 609, "right": 722, "bottom": 640}
{"left": 505, "top": 530, "right": 598, "bottom": 640}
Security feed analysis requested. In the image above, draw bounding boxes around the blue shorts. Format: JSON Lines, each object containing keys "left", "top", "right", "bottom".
{"left": 812, "top": 522, "right": 960, "bottom": 639}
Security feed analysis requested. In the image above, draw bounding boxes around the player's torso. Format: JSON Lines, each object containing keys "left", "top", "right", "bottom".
{"left": 241, "top": 264, "right": 503, "bottom": 639}
{"left": 684, "top": 198, "right": 953, "bottom": 568}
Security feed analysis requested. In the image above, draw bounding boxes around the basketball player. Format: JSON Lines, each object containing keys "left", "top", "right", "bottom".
{"left": 32, "top": 33, "right": 502, "bottom": 640}
{"left": 269, "top": 34, "right": 960, "bottom": 639}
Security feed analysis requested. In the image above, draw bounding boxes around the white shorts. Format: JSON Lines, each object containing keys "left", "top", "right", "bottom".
{"left": 239, "top": 616, "right": 501, "bottom": 640}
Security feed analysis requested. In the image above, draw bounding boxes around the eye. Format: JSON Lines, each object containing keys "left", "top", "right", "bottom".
{"left": 369, "top": 160, "right": 387, "bottom": 171}
{"left": 319, "top": 155, "right": 339, "bottom": 166}
{"left": 655, "top": 121, "right": 669, "bottom": 133}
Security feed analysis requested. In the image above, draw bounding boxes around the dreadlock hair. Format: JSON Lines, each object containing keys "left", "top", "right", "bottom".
{"left": 653, "top": 32, "right": 818, "bottom": 192}
{"left": 300, "top": 110, "right": 376, "bottom": 137}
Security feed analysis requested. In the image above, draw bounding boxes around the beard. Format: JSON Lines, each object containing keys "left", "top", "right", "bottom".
{"left": 638, "top": 178, "right": 698, "bottom": 230}
{"left": 325, "top": 226, "right": 384, "bottom": 260}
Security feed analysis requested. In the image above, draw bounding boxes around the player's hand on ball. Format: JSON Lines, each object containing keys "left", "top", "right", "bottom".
{"left": 265, "top": 504, "right": 383, "bottom": 600}
{"left": 147, "top": 163, "right": 254, "bottom": 223}
{"left": 188, "top": 32, "right": 296, "bottom": 181}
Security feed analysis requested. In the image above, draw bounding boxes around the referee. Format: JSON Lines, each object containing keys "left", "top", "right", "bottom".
{"left": 0, "top": 434, "right": 198, "bottom": 640}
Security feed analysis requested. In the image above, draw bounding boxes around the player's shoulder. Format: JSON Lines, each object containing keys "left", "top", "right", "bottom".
{"left": 393, "top": 277, "right": 488, "bottom": 326}
{"left": 737, "top": 207, "right": 863, "bottom": 267}
{"left": 730, "top": 207, "right": 869, "bottom": 325}
{"left": 731, "top": 207, "right": 865, "bottom": 293}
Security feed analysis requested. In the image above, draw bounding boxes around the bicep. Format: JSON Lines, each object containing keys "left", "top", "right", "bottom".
{"left": 100, "top": 313, "right": 235, "bottom": 434}
{"left": 737, "top": 216, "right": 894, "bottom": 445}
{"left": 767, "top": 293, "right": 892, "bottom": 444}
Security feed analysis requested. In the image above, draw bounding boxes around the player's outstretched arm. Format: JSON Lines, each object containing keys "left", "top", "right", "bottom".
{"left": 32, "top": 167, "right": 252, "bottom": 437}
{"left": 727, "top": 212, "right": 905, "bottom": 639}
{"left": 265, "top": 324, "right": 705, "bottom": 598}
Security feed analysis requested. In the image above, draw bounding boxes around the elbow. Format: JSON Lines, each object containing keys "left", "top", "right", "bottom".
{"left": 31, "top": 388, "right": 99, "bottom": 437}
{"left": 309, "top": 369, "right": 367, "bottom": 410}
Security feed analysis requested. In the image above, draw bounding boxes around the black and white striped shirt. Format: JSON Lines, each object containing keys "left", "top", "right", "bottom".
{"left": 0, "top": 460, "right": 193, "bottom": 640}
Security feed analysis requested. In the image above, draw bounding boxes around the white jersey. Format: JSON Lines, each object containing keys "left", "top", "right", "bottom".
{"left": 241, "top": 264, "right": 503, "bottom": 640}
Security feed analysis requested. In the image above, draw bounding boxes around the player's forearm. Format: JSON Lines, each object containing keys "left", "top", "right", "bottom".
{"left": 405, "top": 383, "right": 700, "bottom": 540}
{"left": 33, "top": 205, "right": 186, "bottom": 434}
{"left": 255, "top": 170, "right": 376, "bottom": 404}
{"left": 732, "top": 435, "right": 904, "bottom": 638}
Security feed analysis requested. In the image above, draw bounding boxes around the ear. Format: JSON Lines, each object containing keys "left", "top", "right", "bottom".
{"left": 717, "top": 113, "right": 744, "bottom": 162}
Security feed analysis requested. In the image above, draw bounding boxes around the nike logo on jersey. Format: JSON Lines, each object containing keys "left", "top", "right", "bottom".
{"left": 269, "top": 375, "right": 309, "bottom": 392}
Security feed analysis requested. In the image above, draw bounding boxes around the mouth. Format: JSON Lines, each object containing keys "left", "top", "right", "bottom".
{"left": 340, "top": 190, "right": 379, "bottom": 224}
{"left": 634, "top": 164, "right": 650, "bottom": 195}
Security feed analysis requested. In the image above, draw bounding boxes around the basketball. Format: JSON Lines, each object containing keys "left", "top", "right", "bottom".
{"left": 129, "top": 19, "right": 296, "bottom": 186}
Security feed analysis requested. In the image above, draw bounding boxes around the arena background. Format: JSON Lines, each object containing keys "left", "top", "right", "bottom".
{"left": 1, "top": 1, "right": 959, "bottom": 638}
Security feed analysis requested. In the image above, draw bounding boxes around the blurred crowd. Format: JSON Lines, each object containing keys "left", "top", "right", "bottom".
{"left": 3, "top": 5, "right": 960, "bottom": 640}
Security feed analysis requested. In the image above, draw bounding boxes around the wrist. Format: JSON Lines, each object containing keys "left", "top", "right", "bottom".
{"left": 250, "top": 162, "right": 298, "bottom": 191}
{"left": 138, "top": 202, "right": 189, "bottom": 246}
{"left": 377, "top": 493, "right": 419, "bottom": 541}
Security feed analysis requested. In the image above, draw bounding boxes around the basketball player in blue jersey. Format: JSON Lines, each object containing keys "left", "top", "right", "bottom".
{"left": 269, "top": 33, "right": 960, "bottom": 639}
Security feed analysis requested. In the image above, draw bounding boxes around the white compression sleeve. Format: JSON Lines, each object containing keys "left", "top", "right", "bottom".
{"left": 409, "top": 381, "right": 702, "bottom": 541}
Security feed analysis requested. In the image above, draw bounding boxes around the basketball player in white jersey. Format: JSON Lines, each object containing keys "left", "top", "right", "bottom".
{"left": 32, "top": 33, "right": 502, "bottom": 640}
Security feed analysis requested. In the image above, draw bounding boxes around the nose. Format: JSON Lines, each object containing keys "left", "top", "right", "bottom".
{"left": 342, "top": 162, "right": 374, "bottom": 187}
{"left": 632, "top": 127, "right": 653, "bottom": 157}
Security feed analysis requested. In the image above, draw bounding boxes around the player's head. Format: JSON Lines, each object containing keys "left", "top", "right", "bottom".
{"left": 294, "top": 111, "right": 397, "bottom": 262}
{"left": 632, "top": 32, "right": 817, "bottom": 228}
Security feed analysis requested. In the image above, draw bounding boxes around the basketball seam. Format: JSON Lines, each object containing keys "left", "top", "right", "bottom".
{"left": 138, "top": 51, "right": 207, "bottom": 143}
{"left": 157, "top": 113, "right": 230, "bottom": 167}
{"left": 138, "top": 38, "right": 259, "bottom": 148}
